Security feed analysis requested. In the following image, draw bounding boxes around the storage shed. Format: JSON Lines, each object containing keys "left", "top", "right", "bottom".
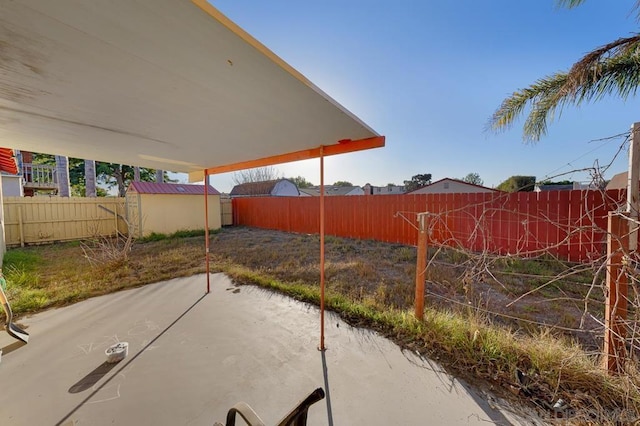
{"left": 126, "top": 182, "right": 221, "bottom": 238}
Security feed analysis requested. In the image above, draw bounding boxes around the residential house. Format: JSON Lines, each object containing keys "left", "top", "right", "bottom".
{"left": 18, "top": 151, "right": 58, "bottom": 196}
{"left": 606, "top": 172, "right": 632, "bottom": 191}
{"left": 362, "top": 183, "right": 405, "bottom": 195}
{"left": 230, "top": 179, "right": 299, "bottom": 197}
{"left": 407, "top": 178, "right": 498, "bottom": 194}
{"left": 535, "top": 182, "right": 593, "bottom": 192}
{"left": 299, "top": 185, "right": 364, "bottom": 196}
{"left": 0, "top": 148, "right": 22, "bottom": 197}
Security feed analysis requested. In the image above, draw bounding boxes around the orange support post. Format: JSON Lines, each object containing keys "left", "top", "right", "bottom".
{"left": 204, "top": 170, "right": 211, "bottom": 294}
{"left": 319, "top": 147, "right": 326, "bottom": 351}
{"left": 415, "top": 213, "right": 428, "bottom": 320}
{"left": 604, "top": 212, "right": 629, "bottom": 373}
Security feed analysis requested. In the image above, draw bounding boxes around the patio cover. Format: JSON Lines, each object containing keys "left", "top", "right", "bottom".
{"left": 0, "top": 0, "right": 384, "bottom": 177}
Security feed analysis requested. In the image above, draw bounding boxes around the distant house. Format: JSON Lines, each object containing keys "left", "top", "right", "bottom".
{"left": 535, "top": 182, "right": 593, "bottom": 192}
{"left": 126, "top": 181, "right": 221, "bottom": 238}
{"left": 606, "top": 172, "right": 633, "bottom": 191}
{"left": 230, "top": 179, "right": 299, "bottom": 197}
{"left": 0, "top": 148, "right": 22, "bottom": 197}
{"left": 362, "top": 183, "right": 405, "bottom": 195}
{"left": 299, "top": 185, "right": 364, "bottom": 196}
{"left": 407, "top": 178, "right": 498, "bottom": 195}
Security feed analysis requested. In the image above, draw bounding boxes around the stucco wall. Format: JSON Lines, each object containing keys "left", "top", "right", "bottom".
{"left": 137, "top": 193, "right": 221, "bottom": 236}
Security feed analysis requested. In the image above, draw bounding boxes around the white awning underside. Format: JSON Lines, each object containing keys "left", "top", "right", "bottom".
{"left": 0, "top": 0, "right": 381, "bottom": 177}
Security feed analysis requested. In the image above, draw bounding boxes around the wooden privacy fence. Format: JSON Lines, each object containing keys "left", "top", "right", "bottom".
{"left": 232, "top": 190, "right": 626, "bottom": 262}
{"left": 3, "top": 197, "right": 127, "bottom": 246}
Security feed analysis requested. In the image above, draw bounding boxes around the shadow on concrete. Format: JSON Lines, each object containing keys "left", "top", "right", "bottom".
{"left": 2, "top": 340, "right": 26, "bottom": 357}
{"left": 320, "top": 350, "right": 334, "bottom": 426}
{"left": 400, "top": 349, "right": 516, "bottom": 425}
{"left": 55, "top": 293, "right": 207, "bottom": 426}
{"left": 68, "top": 362, "right": 119, "bottom": 393}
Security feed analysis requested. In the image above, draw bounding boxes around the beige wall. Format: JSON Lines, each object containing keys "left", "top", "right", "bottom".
{"left": 135, "top": 193, "right": 221, "bottom": 237}
{"left": 4, "top": 197, "right": 127, "bottom": 246}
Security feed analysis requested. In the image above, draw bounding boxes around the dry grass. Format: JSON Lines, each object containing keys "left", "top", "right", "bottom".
{"left": 2, "top": 226, "right": 640, "bottom": 423}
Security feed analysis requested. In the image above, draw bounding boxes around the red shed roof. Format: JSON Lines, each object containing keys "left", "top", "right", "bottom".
{"left": 0, "top": 148, "right": 18, "bottom": 175}
{"left": 128, "top": 181, "right": 220, "bottom": 195}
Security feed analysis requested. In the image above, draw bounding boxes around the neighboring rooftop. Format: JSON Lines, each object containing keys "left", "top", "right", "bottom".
{"left": 230, "top": 179, "right": 299, "bottom": 197}
{"left": 606, "top": 172, "right": 629, "bottom": 191}
{"left": 299, "top": 185, "right": 364, "bottom": 196}
{"left": 0, "top": 148, "right": 18, "bottom": 175}
{"left": 406, "top": 178, "right": 498, "bottom": 194}
{"left": 128, "top": 181, "right": 220, "bottom": 195}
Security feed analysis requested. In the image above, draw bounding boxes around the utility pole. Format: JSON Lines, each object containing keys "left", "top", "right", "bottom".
{"left": 603, "top": 122, "right": 639, "bottom": 373}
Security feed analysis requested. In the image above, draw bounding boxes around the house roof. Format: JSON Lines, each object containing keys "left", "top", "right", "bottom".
{"left": 405, "top": 178, "right": 499, "bottom": 194}
{"left": 128, "top": 181, "right": 220, "bottom": 195}
{"left": 0, "top": 148, "right": 18, "bottom": 175}
{"left": 301, "top": 185, "right": 363, "bottom": 196}
{"left": 230, "top": 179, "right": 282, "bottom": 196}
{"left": 606, "top": 172, "right": 627, "bottom": 190}
{"left": 536, "top": 184, "right": 574, "bottom": 192}
{"left": 0, "top": 0, "right": 383, "bottom": 180}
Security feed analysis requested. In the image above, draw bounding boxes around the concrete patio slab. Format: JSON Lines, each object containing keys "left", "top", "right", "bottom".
{"left": 0, "top": 274, "right": 530, "bottom": 425}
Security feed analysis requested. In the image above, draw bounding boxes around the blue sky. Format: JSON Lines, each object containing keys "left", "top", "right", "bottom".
{"left": 195, "top": 1, "right": 640, "bottom": 192}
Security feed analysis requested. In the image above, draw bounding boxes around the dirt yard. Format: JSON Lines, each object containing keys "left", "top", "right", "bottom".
{"left": 207, "top": 226, "right": 605, "bottom": 349}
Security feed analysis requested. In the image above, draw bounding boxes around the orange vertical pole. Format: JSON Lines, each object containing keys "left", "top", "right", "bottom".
{"left": 319, "top": 147, "right": 326, "bottom": 351}
{"left": 604, "top": 212, "right": 629, "bottom": 373}
{"left": 415, "top": 213, "right": 427, "bottom": 320}
{"left": 204, "top": 170, "right": 211, "bottom": 294}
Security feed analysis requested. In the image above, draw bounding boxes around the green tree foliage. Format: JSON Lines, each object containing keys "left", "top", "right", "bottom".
{"left": 462, "top": 172, "right": 483, "bottom": 186}
{"left": 332, "top": 181, "right": 353, "bottom": 187}
{"left": 33, "top": 154, "right": 173, "bottom": 196}
{"left": 490, "top": 1, "right": 640, "bottom": 141}
{"left": 404, "top": 173, "right": 432, "bottom": 192}
{"left": 289, "top": 176, "right": 314, "bottom": 188}
{"left": 497, "top": 175, "right": 536, "bottom": 192}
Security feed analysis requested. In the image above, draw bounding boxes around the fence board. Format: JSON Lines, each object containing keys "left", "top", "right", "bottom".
{"left": 3, "top": 197, "right": 127, "bottom": 246}
{"left": 232, "top": 190, "right": 628, "bottom": 262}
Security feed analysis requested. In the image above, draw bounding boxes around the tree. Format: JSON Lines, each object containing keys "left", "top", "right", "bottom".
{"left": 85, "top": 159, "right": 97, "bottom": 197}
{"left": 32, "top": 153, "right": 173, "bottom": 196}
{"left": 289, "top": 176, "right": 314, "bottom": 188}
{"left": 332, "top": 181, "right": 353, "bottom": 187}
{"left": 55, "top": 155, "right": 71, "bottom": 197}
{"left": 232, "top": 166, "right": 282, "bottom": 184}
{"left": 404, "top": 173, "right": 432, "bottom": 192}
{"left": 96, "top": 163, "right": 175, "bottom": 196}
{"left": 490, "top": 1, "right": 640, "bottom": 141}
{"left": 497, "top": 175, "right": 536, "bottom": 192}
{"left": 462, "top": 173, "right": 483, "bottom": 186}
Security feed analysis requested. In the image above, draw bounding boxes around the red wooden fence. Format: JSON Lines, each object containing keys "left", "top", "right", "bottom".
{"left": 232, "top": 190, "right": 626, "bottom": 262}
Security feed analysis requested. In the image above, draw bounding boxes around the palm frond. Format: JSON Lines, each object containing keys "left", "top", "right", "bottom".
{"left": 490, "top": 73, "right": 568, "bottom": 142}
{"left": 490, "top": 35, "right": 640, "bottom": 142}
{"left": 556, "top": 0, "right": 587, "bottom": 8}
{"left": 556, "top": 0, "right": 640, "bottom": 21}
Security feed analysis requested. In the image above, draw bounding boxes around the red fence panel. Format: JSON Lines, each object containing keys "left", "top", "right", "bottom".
{"left": 232, "top": 190, "right": 628, "bottom": 262}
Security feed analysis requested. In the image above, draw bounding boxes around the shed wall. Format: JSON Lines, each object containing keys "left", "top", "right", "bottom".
{"left": 137, "top": 193, "right": 221, "bottom": 236}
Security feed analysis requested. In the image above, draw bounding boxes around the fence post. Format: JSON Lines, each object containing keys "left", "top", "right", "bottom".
{"left": 604, "top": 212, "right": 629, "bottom": 373}
{"left": 17, "top": 205, "right": 24, "bottom": 248}
{"left": 415, "top": 213, "right": 428, "bottom": 320}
